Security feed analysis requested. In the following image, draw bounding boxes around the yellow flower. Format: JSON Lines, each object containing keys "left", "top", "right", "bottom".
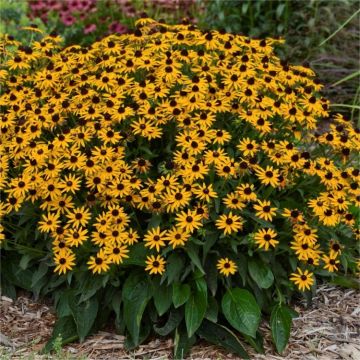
{"left": 290, "top": 268, "right": 314, "bottom": 291}
{"left": 144, "top": 227, "right": 167, "bottom": 252}
{"left": 253, "top": 200, "right": 277, "bottom": 222}
{"left": 175, "top": 209, "right": 203, "bottom": 233}
{"left": 254, "top": 228, "right": 279, "bottom": 251}
{"left": 193, "top": 183, "right": 218, "bottom": 202}
{"left": 145, "top": 255, "right": 166, "bottom": 275}
{"left": 216, "top": 212, "right": 243, "bottom": 235}
{"left": 54, "top": 249, "right": 76, "bottom": 275}
{"left": 322, "top": 253, "right": 340, "bottom": 272}
{"left": 217, "top": 258, "right": 237, "bottom": 276}
{"left": 87, "top": 250, "right": 111, "bottom": 274}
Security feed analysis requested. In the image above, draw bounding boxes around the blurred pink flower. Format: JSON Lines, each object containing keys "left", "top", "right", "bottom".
{"left": 84, "top": 23, "right": 97, "bottom": 34}
{"left": 61, "top": 13, "right": 76, "bottom": 26}
{"left": 108, "top": 21, "right": 128, "bottom": 34}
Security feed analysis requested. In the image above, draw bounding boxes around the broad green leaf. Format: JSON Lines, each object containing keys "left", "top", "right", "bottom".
{"left": 19, "top": 254, "right": 32, "bottom": 270}
{"left": 174, "top": 324, "right": 195, "bottom": 359}
{"left": 202, "top": 232, "right": 218, "bottom": 261}
{"left": 270, "top": 305, "right": 292, "bottom": 353}
{"left": 185, "top": 277, "right": 207, "bottom": 337}
{"left": 172, "top": 283, "right": 190, "bottom": 308}
{"left": 153, "top": 282, "right": 172, "bottom": 316}
{"left": 243, "top": 331, "right": 264, "bottom": 353}
{"left": 235, "top": 254, "right": 248, "bottom": 286}
{"left": 248, "top": 259, "right": 274, "bottom": 289}
{"left": 185, "top": 243, "right": 205, "bottom": 274}
{"left": 124, "top": 319, "right": 151, "bottom": 350}
{"left": 70, "top": 296, "right": 98, "bottom": 342}
{"left": 197, "top": 319, "right": 249, "bottom": 359}
{"left": 122, "top": 273, "right": 152, "bottom": 345}
{"left": 330, "top": 275, "right": 360, "bottom": 289}
{"left": 204, "top": 254, "right": 218, "bottom": 296}
{"left": 154, "top": 308, "right": 184, "bottom": 336}
{"left": 31, "top": 263, "right": 48, "bottom": 288}
{"left": 205, "top": 296, "right": 218, "bottom": 323}
{"left": 56, "top": 289, "right": 76, "bottom": 318}
{"left": 121, "top": 243, "right": 148, "bottom": 266}
{"left": 147, "top": 214, "right": 162, "bottom": 229}
{"left": 43, "top": 316, "right": 78, "bottom": 353}
{"left": 166, "top": 252, "right": 185, "bottom": 285}
{"left": 222, "top": 288, "right": 261, "bottom": 338}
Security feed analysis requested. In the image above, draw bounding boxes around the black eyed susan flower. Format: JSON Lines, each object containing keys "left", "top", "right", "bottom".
{"left": 293, "top": 225, "right": 318, "bottom": 246}
{"left": 175, "top": 209, "right": 203, "bottom": 233}
{"left": 237, "top": 183, "right": 257, "bottom": 202}
{"left": 54, "top": 249, "right": 76, "bottom": 275}
{"left": 216, "top": 258, "right": 238, "bottom": 276}
{"left": 66, "top": 206, "right": 92, "bottom": 228}
{"left": 104, "top": 244, "right": 129, "bottom": 264}
{"left": 322, "top": 253, "right": 340, "bottom": 272}
{"left": 253, "top": 200, "right": 277, "bottom": 222}
{"left": 165, "top": 227, "right": 190, "bottom": 249}
{"left": 255, "top": 165, "right": 280, "bottom": 188}
{"left": 87, "top": 250, "right": 111, "bottom": 274}
{"left": 145, "top": 255, "right": 166, "bottom": 275}
{"left": 254, "top": 228, "right": 279, "bottom": 251}
{"left": 216, "top": 212, "right": 244, "bottom": 235}
{"left": 290, "top": 268, "right": 314, "bottom": 291}
{"left": 223, "top": 192, "right": 246, "bottom": 210}
{"left": 144, "top": 226, "right": 167, "bottom": 252}
{"left": 193, "top": 183, "right": 218, "bottom": 202}
{"left": 290, "top": 240, "right": 320, "bottom": 261}
{"left": 38, "top": 212, "right": 61, "bottom": 233}
{"left": 237, "top": 138, "right": 259, "bottom": 157}
{"left": 65, "top": 226, "right": 89, "bottom": 247}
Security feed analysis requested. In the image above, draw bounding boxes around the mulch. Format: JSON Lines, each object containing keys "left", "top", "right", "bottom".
{"left": 0, "top": 284, "right": 359, "bottom": 359}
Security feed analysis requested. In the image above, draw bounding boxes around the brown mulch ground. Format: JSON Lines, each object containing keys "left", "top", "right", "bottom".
{"left": 0, "top": 284, "right": 359, "bottom": 359}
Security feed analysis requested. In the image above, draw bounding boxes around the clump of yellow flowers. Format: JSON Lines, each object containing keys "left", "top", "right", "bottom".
{"left": 0, "top": 18, "right": 359, "bottom": 295}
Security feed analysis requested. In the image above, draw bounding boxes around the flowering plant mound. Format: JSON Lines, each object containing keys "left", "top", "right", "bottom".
{"left": 0, "top": 19, "right": 359, "bottom": 357}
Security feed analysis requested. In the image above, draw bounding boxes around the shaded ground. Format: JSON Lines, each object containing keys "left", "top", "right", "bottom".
{"left": 0, "top": 284, "right": 359, "bottom": 359}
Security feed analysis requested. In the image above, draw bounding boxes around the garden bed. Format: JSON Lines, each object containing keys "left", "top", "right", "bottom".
{"left": 1, "top": 284, "right": 359, "bottom": 359}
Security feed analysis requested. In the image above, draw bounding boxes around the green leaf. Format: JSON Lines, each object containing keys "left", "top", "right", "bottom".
{"left": 70, "top": 296, "right": 98, "bottom": 342}
{"left": 222, "top": 288, "right": 261, "bottom": 338}
{"left": 185, "top": 277, "right": 207, "bottom": 337}
{"left": 205, "top": 296, "right": 218, "bottom": 323}
{"left": 154, "top": 308, "right": 184, "bottom": 336}
{"left": 19, "top": 254, "right": 32, "bottom": 270}
{"left": 75, "top": 272, "right": 105, "bottom": 303}
{"left": 172, "top": 283, "right": 191, "bottom": 308}
{"left": 235, "top": 254, "right": 248, "bottom": 286}
{"left": 204, "top": 254, "right": 218, "bottom": 296}
{"left": 153, "top": 281, "right": 172, "bottom": 316}
{"left": 122, "top": 273, "right": 153, "bottom": 345}
{"left": 56, "top": 289, "right": 76, "bottom": 318}
{"left": 174, "top": 324, "right": 195, "bottom": 359}
{"left": 185, "top": 242, "right": 205, "bottom": 274}
{"left": 31, "top": 263, "right": 48, "bottom": 288}
{"left": 270, "top": 305, "right": 292, "bottom": 354}
{"left": 243, "top": 331, "right": 264, "bottom": 353}
{"left": 43, "top": 316, "right": 78, "bottom": 353}
{"left": 197, "top": 319, "right": 249, "bottom": 359}
{"left": 166, "top": 252, "right": 185, "bottom": 285}
{"left": 202, "top": 232, "right": 218, "bottom": 261}
{"left": 248, "top": 258, "right": 274, "bottom": 289}
{"left": 147, "top": 214, "right": 162, "bottom": 229}
{"left": 121, "top": 243, "right": 148, "bottom": 266}
{"left": 125, "top": 319, "right": 151, "bottom": 350}
{"left": 330, "top": 275, "right": 360, "bottom": 289}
